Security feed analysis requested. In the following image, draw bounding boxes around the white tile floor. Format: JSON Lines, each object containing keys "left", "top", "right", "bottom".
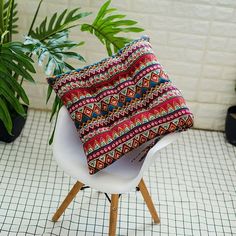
{"left": 0, "top": 109, "right": 236, "bottom": 236}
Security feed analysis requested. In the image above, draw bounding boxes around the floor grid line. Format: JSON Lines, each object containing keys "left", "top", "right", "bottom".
{"left": 0, "top": 109, "right": 235, "bottom": 235}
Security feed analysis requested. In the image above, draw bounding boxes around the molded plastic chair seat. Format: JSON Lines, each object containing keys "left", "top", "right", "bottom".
{"left": 54, "top": 106, "right": 180, "bottom": 194}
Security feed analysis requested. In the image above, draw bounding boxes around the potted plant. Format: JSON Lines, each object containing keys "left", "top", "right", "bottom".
{"left": 0, "top": 0, "right": 143, "bottom": 143}
{"left": 0, "top": 0, "right": 35, "bottom": 142}
{"left": 0, "top": 0, "right": 91, "bottom": 142}
{"left": 225, "top": 84, "right": 236, "bottom": 146}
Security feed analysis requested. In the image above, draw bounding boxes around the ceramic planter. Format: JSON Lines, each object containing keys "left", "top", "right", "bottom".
{"left": 225, "top": 105, "right": 236, "bottom": 146}
{"left": 0, "top": 105, "right": 28, "bottom": 143}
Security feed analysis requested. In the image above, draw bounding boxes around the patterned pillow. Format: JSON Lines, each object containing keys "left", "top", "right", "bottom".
{"left": 47, "top": 36, "right": 194, "bottom": 175}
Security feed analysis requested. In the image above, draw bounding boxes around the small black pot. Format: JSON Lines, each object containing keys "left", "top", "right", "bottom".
{"left": 225, "top": 105, "right": 236, "bottom": 146}
{"left": 0, "top": 105, "right": 28, "bottom": 143}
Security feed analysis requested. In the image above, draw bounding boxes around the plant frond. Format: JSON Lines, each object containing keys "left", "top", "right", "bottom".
{"left": 0, "top": 42, "right": 35, "bottom": 82}
{"left": 81, "top": 0, "right": 144, "bottom": 56}
{"left": 24, "top": 30, "right": 85, "bottom": 139}
{"left": 0, "top": 41, "right": 35, "bottom": 133}
{"left": 30, "top": 8, "right": 91, "bottom": 41}
{"left": 0, "top": 97, "right": 12, "bottom": 134}
{"left": 3, "top": 1, "right": 18, "bottom": 39}
{"left": 24, "top": 30, "right": 85, "bottom": 77}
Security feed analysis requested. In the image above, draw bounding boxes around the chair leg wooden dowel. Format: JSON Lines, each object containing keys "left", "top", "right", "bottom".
{"left": 52, "top": 181, "right": 84, "bottom": 222}
{"left": 138, "top": 178, "right": 160, "bottom": 224}
{"left": 109, "top": 194, "right": 119, "bottom": 236}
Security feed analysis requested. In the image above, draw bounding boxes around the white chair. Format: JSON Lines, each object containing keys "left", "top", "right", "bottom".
{"left": 51, "top": 106, "right": 180, "bottom": 235}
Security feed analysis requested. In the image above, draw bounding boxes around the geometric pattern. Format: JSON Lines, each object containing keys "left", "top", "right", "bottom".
{"left": 47, "top": 36, "right": 194, "bottom": 174}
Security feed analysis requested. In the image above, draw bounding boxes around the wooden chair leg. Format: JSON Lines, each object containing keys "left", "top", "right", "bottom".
{"left": 52, "top": 181, "right": 84, "bottom": 222}
{"left": 138, "top": 178, "right": 160, "bottom": 224}
{"left": 109, "top": 194, "right": 119, "bottom": 236}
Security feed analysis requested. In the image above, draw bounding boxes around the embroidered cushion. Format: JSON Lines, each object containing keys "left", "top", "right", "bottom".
{"left": 47, "top": 36, "right": 194, "bottom": 175}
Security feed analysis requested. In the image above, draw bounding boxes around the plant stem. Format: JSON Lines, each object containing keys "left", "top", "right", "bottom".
{"left": 16, "top": 0, "right": 43, "bottom": 99}
{"left": 0, "top": 0, "right": 4, "bottom": 34}
{"left": 19, "top": 76, "right": 24, "bottom": 87}
{"left": 4, "top": 0, "right": 13, "bottom": 42}
{"left": 18, "top": 52, "right": 32, "bottom": 87}
{"left": 27, "top": 0, "right": 44, "bottom": 36}
{"left": 7, "top": 0, "right": 14, "bottom": 42}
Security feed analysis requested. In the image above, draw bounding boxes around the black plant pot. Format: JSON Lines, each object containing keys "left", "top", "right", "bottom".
{"left": 0, "top": 105, "right": 28, "bottom": 143}
{"left": 225, "top": 106, "right": 236, "bottom": 146}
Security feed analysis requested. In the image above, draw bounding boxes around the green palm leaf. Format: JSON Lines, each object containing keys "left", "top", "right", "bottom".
{"left": 0, "top": 85, "right": 25, "bottom": 116}
{"left": 30, "top": 8, "right": 91, "bottom": 41}
{"left": 1, "top": 42, "right": 35, "bottom": 76}
{"left": 81, "top": 0, "right": 144, "bottom": 56}
{"left": 24, "top": 30, "right": 86, "bottom": 144}
{"left": 0, "top": 0, "right": 18, "bottom": 42}
{"left": 24, "top": 30, "right": 85, "bottom": 76}
{"left": 0, "top": 72, "right": 29, "bottom": 104}
{"left": 4, "top": 1, "right": 18, "bottom": 34}
{"left": 0, "top": 42, "right": 36, "bottom": 82}
{"left": 0, "top": 41, "right": 35, "bottom": 133}
{"left": 0, "top": 97, "right": 12, "bottom": 134}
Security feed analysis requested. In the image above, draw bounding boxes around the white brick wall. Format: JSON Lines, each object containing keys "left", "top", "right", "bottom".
{"left": 16, "top": 0, "right": 236, "bottom": 131}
